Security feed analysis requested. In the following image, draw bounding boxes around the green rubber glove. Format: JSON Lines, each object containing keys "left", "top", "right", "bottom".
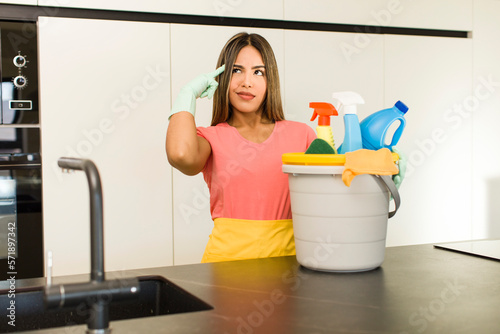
{"left": 392, "top": 147, "right": 407, "bottom": 189}
{"left": 169, "top": 65, "right": 225, "bottom": 119}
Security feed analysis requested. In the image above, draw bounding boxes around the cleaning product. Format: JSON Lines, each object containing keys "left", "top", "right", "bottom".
{"left": 309, "top": 102, "right": 338, "bottom": 154}
{"left": 332, "top": 91, "right": 364, "bottom": 154}
{"left": 359, "top": 100, "right": 408, "bottom": 150}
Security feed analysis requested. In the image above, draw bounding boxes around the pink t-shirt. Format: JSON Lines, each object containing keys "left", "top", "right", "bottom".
{"left": 197, "top": 120, "right": 316, "bottom": 221}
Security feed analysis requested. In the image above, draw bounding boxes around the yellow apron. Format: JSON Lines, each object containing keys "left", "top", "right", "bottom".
{"left": 201, "top": 218, "right": 295, "bottom": 263}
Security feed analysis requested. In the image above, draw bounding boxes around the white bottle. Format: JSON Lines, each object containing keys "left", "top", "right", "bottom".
{"left": 332, "top": 91, "right": 364, "bottom": 154}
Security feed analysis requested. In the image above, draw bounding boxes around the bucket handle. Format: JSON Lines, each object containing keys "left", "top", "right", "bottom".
{"left": 373, "top": 175, "right": 400, "bottom": 218}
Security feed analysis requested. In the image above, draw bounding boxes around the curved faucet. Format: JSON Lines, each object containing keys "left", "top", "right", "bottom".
{"left": 58, "top": 157, "right": 105, "bottom": 283}
{"left": 44, "top": 157, "right": 140, "bottom": 334}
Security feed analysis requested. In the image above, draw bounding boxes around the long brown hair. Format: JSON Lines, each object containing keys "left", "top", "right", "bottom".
{"left": 211, "top": 32, "right": 285, "bottom": 126}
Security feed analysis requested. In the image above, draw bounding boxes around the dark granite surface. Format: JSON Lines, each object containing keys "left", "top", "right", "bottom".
{"left": 1, "top": 244, "right": 500, "bottom": 333}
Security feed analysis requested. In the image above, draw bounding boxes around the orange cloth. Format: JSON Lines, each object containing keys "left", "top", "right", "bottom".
{"left": 342, "top": 148, "right": 399, "bottom": 187}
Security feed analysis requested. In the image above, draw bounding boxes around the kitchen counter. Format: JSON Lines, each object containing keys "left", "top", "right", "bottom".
{"left": 2, "top": 244, "right": 500, "bottom": 333}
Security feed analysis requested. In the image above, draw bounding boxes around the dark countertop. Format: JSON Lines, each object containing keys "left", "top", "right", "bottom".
{"left": 2, "top": 244, "right": 500, "bottom": 333}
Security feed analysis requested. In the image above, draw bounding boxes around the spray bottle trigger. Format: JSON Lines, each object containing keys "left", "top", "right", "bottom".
{"left": 309, "top": 102, "right": 338, "bottom": 125}
{"left": 310, "top": 111, "right": 319, "bottom": 122}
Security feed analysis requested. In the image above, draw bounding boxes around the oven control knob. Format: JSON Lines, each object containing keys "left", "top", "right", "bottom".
{"left": 13, "top": 75, "right": 28, "bottom": 89}
{"left": 13, "top": 54, "right": 27, "bottom": 68}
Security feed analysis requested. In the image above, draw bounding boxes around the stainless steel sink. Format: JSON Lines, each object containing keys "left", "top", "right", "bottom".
{"left": 0, "top": 275, "right": 212, "bottom": 333}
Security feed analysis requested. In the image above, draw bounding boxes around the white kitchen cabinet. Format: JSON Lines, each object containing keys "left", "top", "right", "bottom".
{"left": 37, "top": 0, "right": 284, "bottom": 20}
{"left": 284, "top": 0, "right": 472, "bottom": 31}
{"left": 283, "top": 29, "right": 384, "bottom": 143}
{"left": 384, "top": 34, "right": 473, "bottom": 246}
{"left": 32, "top": 3, "right": 492, "bottom": 272}
{"left": 471, "top": 0, "right": 500, "bottom": 240}
{"left": 169, "top": 24, "right": 285, "bottom": 265}
{"left": 38, "top": 17, "right": 172, "bottom": 276}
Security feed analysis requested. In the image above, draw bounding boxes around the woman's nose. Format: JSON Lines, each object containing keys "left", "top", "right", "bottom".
{"left": 241, "top": 72, "right": 253, "bottom": 87}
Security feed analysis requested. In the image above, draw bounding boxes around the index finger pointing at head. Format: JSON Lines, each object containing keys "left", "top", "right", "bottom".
{"left": 210, "top": 64, "right": 225, "bottom": 78}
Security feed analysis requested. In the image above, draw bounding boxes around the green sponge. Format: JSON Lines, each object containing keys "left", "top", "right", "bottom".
{"left": 305, "top": 138, "right": 336, "bottom": 154}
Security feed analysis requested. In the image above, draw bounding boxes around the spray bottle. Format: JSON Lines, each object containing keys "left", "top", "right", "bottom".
{"left": 359, "top": 100, "right": 408, "bottom": 150}
{"left": 309, "top": 102, "right": 338, "bottom": 154}
{"left": 332, "top": 91, "right": 364, "bottom": 154}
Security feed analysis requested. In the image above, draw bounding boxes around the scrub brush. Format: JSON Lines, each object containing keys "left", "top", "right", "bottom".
{"left": 305, "top": 138, "right": 336, "bottom": 154}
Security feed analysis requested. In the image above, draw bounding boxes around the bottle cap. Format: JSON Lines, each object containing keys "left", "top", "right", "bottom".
{"left": 395, "top": 100, "right": 408, "bottom": 114}
{"left": 309, "top": 102, "right": 338, "bottom": 126}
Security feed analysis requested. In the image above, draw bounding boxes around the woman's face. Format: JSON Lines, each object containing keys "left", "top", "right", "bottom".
{"left": 228, "top": 45, "right": 267, "bottom": 116}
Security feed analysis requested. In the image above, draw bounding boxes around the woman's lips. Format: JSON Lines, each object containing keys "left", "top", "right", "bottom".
{"left": 237, "top": 92, "right": 255, "bottom": 100}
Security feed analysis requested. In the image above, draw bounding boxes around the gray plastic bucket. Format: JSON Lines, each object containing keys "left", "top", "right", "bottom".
{"left": 282, "top": 164, "right": 400, "bottom": 272}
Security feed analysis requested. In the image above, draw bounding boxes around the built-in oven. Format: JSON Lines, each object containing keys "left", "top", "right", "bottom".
{"left": 0, "top": 20, "right": 43, "bottom": 280}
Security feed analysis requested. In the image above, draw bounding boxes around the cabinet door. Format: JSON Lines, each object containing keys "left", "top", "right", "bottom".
{"left": 39, "top": 17, "right": 172, "bottom": 276}
{"left": 384, "top": 34, "right": 473, "bottom": 245}
{"left": 284, "top": 0, "right": 472, "bottom": 31}
{"left": 37, "top": 0, "right": 283, "bottom": 20}
{"left": 283, "top": 29, "right": 384, "bottom": 147}
{"left": 170, "top": 24, "right": 284, "bottom": 265}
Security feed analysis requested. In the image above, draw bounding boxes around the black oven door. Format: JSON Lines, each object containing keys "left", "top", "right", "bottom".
{"left": 0, "top": 152, "right": 43, "bottom": 280}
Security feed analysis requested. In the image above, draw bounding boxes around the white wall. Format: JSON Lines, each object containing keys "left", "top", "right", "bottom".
{"left": 32, "top": 0, "right": 500, "bottom": 274}
{"left": 472, "top": 0, "right": 500, "bottom": 239}
{"left": 384, "top": 35, "right": 473, "bottom": 245}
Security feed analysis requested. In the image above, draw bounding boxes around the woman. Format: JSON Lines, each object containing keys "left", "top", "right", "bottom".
{"left": 166, "top": 32, "right": 316, "bottom": 262}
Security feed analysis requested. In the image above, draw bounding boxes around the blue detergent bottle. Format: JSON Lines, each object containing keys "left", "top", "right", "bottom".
{"left": 332, "top": 91, "right": 364, "bottom": 154}
{"left": 359, "top": 100, "right": 409, "bottom": 150}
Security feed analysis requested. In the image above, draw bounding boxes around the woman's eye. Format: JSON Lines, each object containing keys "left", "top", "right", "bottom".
{"left": 232, "top": 68, "right": 241, "bottom": 74}
{"left": 255, "top": 70, "right": 264, "bottom": 76}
